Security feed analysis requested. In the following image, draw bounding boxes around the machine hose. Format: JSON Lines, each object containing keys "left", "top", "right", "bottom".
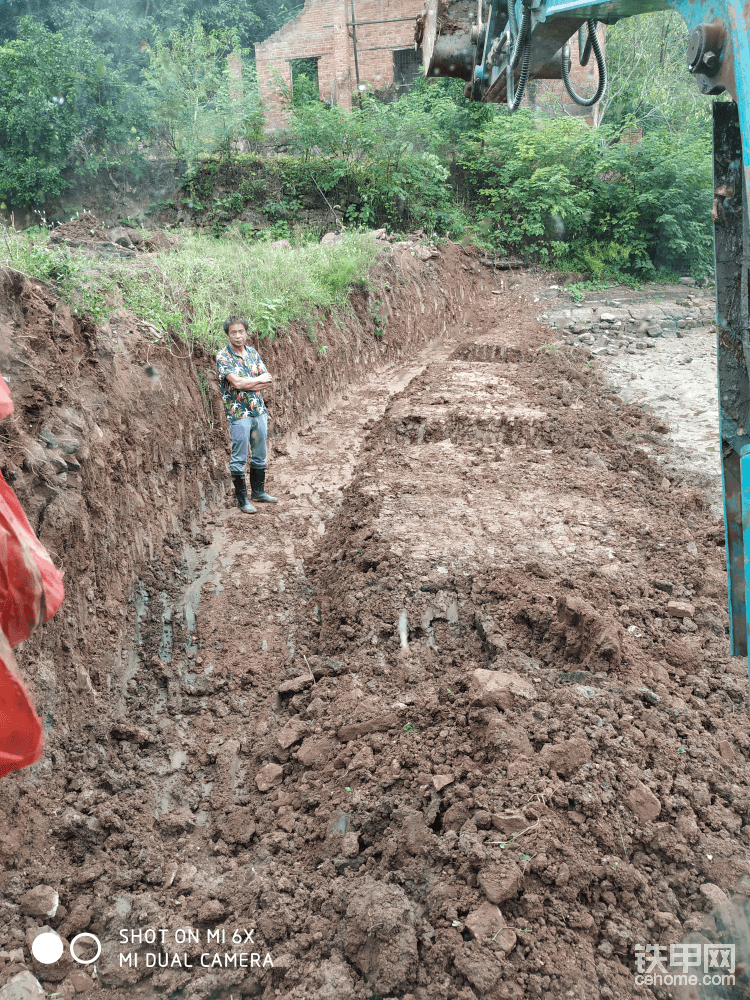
{"left": 507, "top": 31, "right": 531, "bottom": 111}
{"left": 510, "top": 5, "right": 530, "bottom": 70}
{"left": 578, "top": 21, "right": 593, "bottom": 66}
{"left": 561, "top": 20, "right": 606, "bottom": 107}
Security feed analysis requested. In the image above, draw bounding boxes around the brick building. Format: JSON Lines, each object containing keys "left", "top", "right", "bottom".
{"left": 254, "top": 1, "right": 604, "bottom": 128}
{"left": 255, "top": 0, "right": 425, "bottom": 127}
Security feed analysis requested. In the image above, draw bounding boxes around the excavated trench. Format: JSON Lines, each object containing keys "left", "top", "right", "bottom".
{"left": 0, "top": 250, "right": 749, "bottom": 1000}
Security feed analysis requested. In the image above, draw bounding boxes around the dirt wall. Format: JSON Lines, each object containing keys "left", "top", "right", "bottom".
{"left": 0, "top": 241, "right": 474, "bottom": 813}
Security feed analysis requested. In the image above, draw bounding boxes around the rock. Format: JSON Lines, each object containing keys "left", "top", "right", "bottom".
{"left": 414, "top": 245, "right": 438, "bottom": 261}
{"left": 493, "top": 927, "right": 517, "bottom": 955}
{"left": 442, "top": 802, "right": 471, "bottom": 832}
{"left": 39, "top": 428, "right": 58, "bottom": 448}
{"left": 276, "top": 717, "right": 308, "bottom": 749}
{"left": 700, "top": 883, "right": 729, "bottom": 909}
{"left": 472, "top": 809, "right": 492, "bottom": 830}
{"left": 478, "top": 862, "right": 523, "bottom": 904}
{"left": 464, "top": 901, "right": 505, "bottom": 941}
{"left": 600, "top": 312, "right": 616, "bottom": 322}
{"left": 343, "top": 880, "right": 418, "bottom": 993}
{"left": 401, "top": 812, "right": 433, "bottom": 856}
{"left": 19, "top": 885, "right": 59, "bottom": 918}
{"left": 538, "top": 737, "right": 591, "bottom": 777}
{"left": 255, "top": 762, "right": 284, "bottom": 791}
{"left": 490, "top": 812, "right": 528, "bottom": 838}
{"left": 372, "top": 228, "right": 387, "bottom": 239}
{"left": 297, "top": 735, "right": 328, "bottom": 766}
{"left": 485, "top": 715, "right": 534, "bottom": 757}
{"left": 625, "top": 781, "right": 661, "bottom": 823}
{"left": 278, "top": 674, "right": 314, "bottom": 694}
{"left": 277, "top": 807, "right": 296, "bottom": 833}
{"left": 586, "top": 452, "right": 607, "bottom": 469}
{"left": 68, "top": 973, "right": 94, "bottom": 993}
{"left": 108, "top": 227, "right": 134, "bottom": 247}
{"left": 270, "top": 239, "right": 292, "bottom": 249}
{"left": 680, "top": 276, "right": 696, "bottom": 285}
{"left": 468, "top": 669, "right": 535, "bottom": 710}
{"left": 556, "top": 594, "right": 623, "bottom": 671}
{"left": 662, "top": 637, "right": 701, "bottom": 669}
{"left": 197, "top": 899, "right": 227, "bottom": 922}
{"left": 157, "top": 807, "right": 195, "bottom": 833}
{"left": 432, "top": 774, "right": 454, "bottom": 791}
{"left": 57, "top": 437, "right": 80, "bottom": 455}
{"left": 321, "top": 232, "right": 343, "bottom": 245}
{"left": 474, "top": 613, "right": 508, "bottom": 656}
{"left": 719, "top": 739, "right": 735, "bottom": 762}
{"left": 341, "top": 831, "right": 360, "bottom": 858}
{"left": 0, "top": 972, "right": 46, "bottom": 1000}
{"left": 219, "top": 806, "right": 257, "bottom": 845}
{"left": 654, "top": 580, "right": 674, "bottom": 594}
{"left": 349, "top": 745, "right": 375, "bottom": 771}
{"left": 666, "top": 600, "right": 696, "bottom": 619}
{"left": 337, "top": 712, "right": 401, "bottom": 742}
{"left": 676, "top": 810, "right": 700, "bottom": 842}
{"left": 454, "top": 942, "right": 503, "bottom": 992}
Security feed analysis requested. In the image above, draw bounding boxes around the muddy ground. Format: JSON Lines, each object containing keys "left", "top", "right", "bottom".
{"left": 0, "top": 245, "right": 748, "bottom": 1000}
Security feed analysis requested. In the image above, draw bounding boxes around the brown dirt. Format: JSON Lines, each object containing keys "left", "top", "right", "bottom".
{"left": 48, "top": 213, "right": 111, "bottom": 246}
{"left": 0, "top": 244, "right": 747, "bottom": 1000}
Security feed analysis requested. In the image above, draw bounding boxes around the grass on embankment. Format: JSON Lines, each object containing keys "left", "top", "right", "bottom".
{"left": 0, "top": 229, "right": 381, "bottom": 349}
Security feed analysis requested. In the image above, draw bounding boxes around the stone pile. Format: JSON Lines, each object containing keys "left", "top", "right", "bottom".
{"left": 536, "top": 283, "right": 716, "bottom": 357}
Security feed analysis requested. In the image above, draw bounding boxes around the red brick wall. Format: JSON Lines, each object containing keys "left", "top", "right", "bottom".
{"left": 255, "top": 3, "right": 604, "bottom": 128}
{"left": 255, "top": 0, "right": 425, "bottom": 127}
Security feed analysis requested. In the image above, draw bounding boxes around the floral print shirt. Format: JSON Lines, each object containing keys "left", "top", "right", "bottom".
{"left": 216, "top": 343, "right": 268, "bottom": 421}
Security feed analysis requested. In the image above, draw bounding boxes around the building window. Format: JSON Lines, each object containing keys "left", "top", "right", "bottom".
{"left": 393, "top": 48, "right": 422, "bottom": 91}
{"left": 291, "top": 58, "right": 320, "bottom": 106}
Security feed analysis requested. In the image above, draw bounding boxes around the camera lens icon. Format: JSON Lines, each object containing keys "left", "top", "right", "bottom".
{"left": 31, "top": 931, "right": 101, "bottom": 966}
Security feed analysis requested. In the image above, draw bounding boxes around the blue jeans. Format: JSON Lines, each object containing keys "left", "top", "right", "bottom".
{"left": 229, "top": 412, "right": 267, "bottom": 473}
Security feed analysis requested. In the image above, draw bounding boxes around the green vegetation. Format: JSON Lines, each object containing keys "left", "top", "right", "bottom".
{"left": 0, "top": 226, "right": 379, "bottom": 348}
{"left": 0, "top": 17, "right": 148, "bottom": 206}
{"left": 0, "top": 3, "right": 719, "bottom": 283}
{"left": 143, "top": 18, "right": 262, "bottom": 170}
{"left": 459, "top": 111, "right": 713, "bottom": 276}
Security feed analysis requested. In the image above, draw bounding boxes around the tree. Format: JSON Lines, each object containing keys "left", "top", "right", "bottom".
{"left": 0, "top": 16, "right": 147, "bottom": 207}
{"left": 598, "top": 11, "right": 717, "bottom": 132}
{"left": 0, "top": 0, "right": 302, "bottom": 68}
{"left": 143, "top": 18, "right": 261, "bottom": 167}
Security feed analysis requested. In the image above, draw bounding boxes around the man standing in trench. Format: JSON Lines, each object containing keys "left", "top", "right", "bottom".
{"left": 216, "top": 316, "right": 277, "bottom": 513}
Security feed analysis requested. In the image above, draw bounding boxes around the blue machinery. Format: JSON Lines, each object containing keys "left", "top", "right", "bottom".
{"left": 417, "top": 0, "right": 750, "bottom": 658}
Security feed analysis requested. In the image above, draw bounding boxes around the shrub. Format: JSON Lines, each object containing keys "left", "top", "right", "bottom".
{"left": 143, "top": 18, "right": 263, "bottom": 171}
{"left": 0, "top": 17, "right": 148, "bottom": 207}
{"left": 459, "top": 110, "right": 713, "bottom": 276}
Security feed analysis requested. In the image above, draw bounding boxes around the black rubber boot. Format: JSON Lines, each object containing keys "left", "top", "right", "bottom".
{"left": 249, "top": 466, "right": 277, "bottom": 503}
{"left": 231, "top": 473, "right": 256, "bottom": 513}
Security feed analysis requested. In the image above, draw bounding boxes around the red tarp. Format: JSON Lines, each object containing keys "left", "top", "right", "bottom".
{"left": 0, "top": 377, "right": 64, "bottom": 778}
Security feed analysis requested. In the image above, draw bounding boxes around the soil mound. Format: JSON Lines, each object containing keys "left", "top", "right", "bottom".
{"left": 48, "top": 212, "right": 110, "bottom": 247}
